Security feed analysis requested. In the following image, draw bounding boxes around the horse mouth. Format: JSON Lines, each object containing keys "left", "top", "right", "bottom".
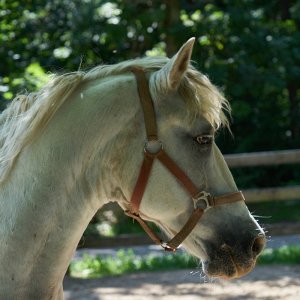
{"left": 202, "top": 244, "right": 257, "bottom": 279}
{"left": 203, "top": 258, "right": 255, "bottom": 280}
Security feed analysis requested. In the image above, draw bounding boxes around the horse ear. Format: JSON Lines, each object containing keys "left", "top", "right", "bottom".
{"left": 159, "top": 37, "right": 195, "bottom": 91}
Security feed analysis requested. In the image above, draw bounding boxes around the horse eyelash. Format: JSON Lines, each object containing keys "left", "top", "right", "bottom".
{"left": 194, "top": 135, "right": 214, "bottom": 145}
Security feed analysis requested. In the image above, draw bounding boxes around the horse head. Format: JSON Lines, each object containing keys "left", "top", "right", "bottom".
{"left": 0, "top": 37, "right": 266, "bottom": 298}
{"left": 119, "top": 38, "right": 265, "bottom": 279}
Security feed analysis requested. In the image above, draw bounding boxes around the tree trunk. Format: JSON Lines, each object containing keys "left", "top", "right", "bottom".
{"left": 279, "top": 1, "right": 299, "bottom": 141}
{"left": 164, "top": 0, "right": 181, "bottom": 56}
{"left": 279, "top": 0, "right": 291, "bottom": 20}
{"left": 288, "top": 82, "right": 300, "bottom": 141}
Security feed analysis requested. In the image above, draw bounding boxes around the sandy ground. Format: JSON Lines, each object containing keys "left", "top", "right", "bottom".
{"left": 64, "top": 265, "right": 300, "bottom": 300}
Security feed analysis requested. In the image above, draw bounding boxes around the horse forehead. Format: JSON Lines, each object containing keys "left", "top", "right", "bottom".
{"left": 148, "top": 89, "right": 212, "bottom": 134}
{"left": 157, "top": 103, "right": 213, "bottom": 134}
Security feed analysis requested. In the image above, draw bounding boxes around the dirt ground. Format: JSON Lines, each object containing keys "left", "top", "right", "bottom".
{"left": 64, "top": 265, "right": 300, "bottom": 300}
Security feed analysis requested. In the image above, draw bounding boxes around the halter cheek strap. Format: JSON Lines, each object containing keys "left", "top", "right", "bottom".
{"left": 125, "top": 68, "right": 245, "bottom": 252}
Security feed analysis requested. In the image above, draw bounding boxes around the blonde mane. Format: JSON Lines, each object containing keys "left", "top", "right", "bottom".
{"left": 0, "top": 57, "right": 229, "bottom": 183}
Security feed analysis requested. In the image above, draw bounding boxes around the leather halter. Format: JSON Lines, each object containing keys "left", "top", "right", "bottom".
{"left": 125, "top": 68, "right": 245, "bottom": 252}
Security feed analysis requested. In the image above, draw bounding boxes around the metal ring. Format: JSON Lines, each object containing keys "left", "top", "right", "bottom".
{"left": 144, "top": 140, "right": 163, "bottom": 155}
{"left": 192, "top": 191, "right": 212, "bottom": 212}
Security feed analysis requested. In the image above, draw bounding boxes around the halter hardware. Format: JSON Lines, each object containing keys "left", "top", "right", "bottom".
{"left": 125, "top": 68, "right": 245, "bottom": 252}
{"left": 192, "top": 191, "right": 212, "bottom": 212}
{"left": 144, "top": 140, "right": 163, "bottom": 155}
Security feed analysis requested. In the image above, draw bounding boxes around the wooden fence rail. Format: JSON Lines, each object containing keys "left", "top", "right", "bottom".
{"left": 243, "top": 186, "right": 300, "bottom": 203}
{"left": 223, "top": 149, "right": 300, "bottom": 203}
{"left": 224, "top": 149, "right": 300, "bottom": 168}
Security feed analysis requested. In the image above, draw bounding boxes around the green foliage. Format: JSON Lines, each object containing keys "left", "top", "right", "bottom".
{"left": 0, "top": 0, "right": 299, "bottom": 186}
{"left": 70, "top": 249, "right": 197, "bottom": 278}
{"left": 83, "top": 222, "right": 115, "bottom": 237}
{"left": 84, "top": 217, "right": 158, "bottom": 237}
{"left": 70, "top": 250, "right": 139, "bottom": 278}
{"left": 70, "top": 245, "right": 300, "bottom": 278}
{"left": 258, "top": 245, "right": 300, "bottom": 265}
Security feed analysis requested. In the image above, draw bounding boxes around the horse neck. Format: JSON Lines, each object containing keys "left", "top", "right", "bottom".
{"left": 0, "top": 74, "right": 141, "bottom": 298}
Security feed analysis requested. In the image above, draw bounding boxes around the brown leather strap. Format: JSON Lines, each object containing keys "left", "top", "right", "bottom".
{"left": 126, "top": 191, "right": 245, "bottom": 252}
{"left": 130, "top": 155, "right": 154, "bottom": 213}
{"left": 157, "top": 150, "right": 199, "bottom": 198}
{"left": 125, "top": 207, "right": 204, "bottom": 252}
{"left": 132, "top": 68, "right": 158, "bottom": 141}
{"left": 165, "top": 191, "right": 244, "bottom": 250}
{"left": 131, "top": 148, "right": 201, "bottom": 216}
{"left": 213, "top": 191, "right": 245, "bottom": 206}
{"left": 128, "top": 147, "right": 206, "bottom": 251}
{"left": 125, "top": 210, "right": 163, "bottom": 246}
{"left": 128, "top": 68, "right": 245, "bottom": 252}
{"left": 166, "top": 207, "right": 204, "bottom": 249}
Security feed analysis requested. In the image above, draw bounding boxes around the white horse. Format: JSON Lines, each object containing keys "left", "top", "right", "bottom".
{"left": 0, "top": 38, "right": 265, "bottom": 299}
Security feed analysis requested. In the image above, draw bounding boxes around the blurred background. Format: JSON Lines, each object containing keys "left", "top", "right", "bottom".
{"left": 1, "top": 0, "right": 299, "bottom": 185}
{"left": 1, "top": 1, "right": 300, "bottom": 294}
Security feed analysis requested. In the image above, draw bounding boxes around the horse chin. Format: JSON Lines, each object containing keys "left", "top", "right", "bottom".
{"left": 201, "top": 255, "right": 256, "bottom": 280}
{"left": 184, "top": 240, "right": 254, "bottom": 279}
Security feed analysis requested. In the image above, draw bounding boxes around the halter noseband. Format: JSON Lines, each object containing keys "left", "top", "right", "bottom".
{"left": 125, "top": 68, "right": 245, "bottom": 252}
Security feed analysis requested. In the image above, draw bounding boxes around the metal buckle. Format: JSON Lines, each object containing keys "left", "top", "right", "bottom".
{"left": 161, "top": 242, "right": 177, "bottom": 252}
{"left": 192, "top": 191, "right": 212, "bottom": 212}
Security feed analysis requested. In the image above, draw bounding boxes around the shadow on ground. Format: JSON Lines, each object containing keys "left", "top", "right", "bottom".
{"left": 64, "top": 265, "right": 300, "bottom": 300}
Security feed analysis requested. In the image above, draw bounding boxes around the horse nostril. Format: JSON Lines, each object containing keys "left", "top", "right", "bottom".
{"left": 251, "top": 235, "right": 266, "bottom": 257}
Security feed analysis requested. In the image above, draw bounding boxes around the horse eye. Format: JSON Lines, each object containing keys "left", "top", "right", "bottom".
{"left": 195, "top": 135, "right": 213, "bottom": 145}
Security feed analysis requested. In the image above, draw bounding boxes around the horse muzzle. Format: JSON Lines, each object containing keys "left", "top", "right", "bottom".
{"left": 202, "top": 234, "right": 266, "bottom": 279}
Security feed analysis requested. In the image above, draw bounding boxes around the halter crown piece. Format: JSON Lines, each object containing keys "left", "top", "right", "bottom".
{"left": 125, "top": 68, "right": 245, "bottom": 252}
